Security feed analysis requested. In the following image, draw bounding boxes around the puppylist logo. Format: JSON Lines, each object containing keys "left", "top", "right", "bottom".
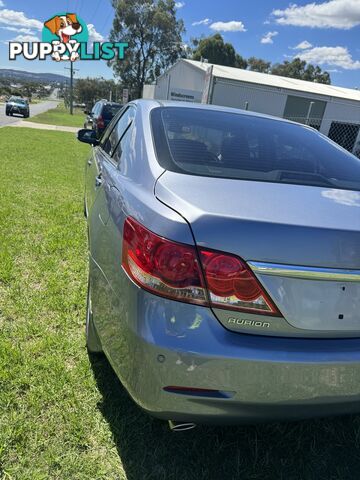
{"left": 9, "top": 12, "right": 128, "bottom": 62}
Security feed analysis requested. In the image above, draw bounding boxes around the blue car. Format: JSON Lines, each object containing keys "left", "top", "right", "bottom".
{"left": 5, "top": 96, "right": 29, "bottom": 117}
{"left": 78, "top": 100, "right": 360, "bottom": 430}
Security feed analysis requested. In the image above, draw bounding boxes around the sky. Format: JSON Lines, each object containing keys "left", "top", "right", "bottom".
{"left": 0, "top": 0, "right": 359, "bottom": 88}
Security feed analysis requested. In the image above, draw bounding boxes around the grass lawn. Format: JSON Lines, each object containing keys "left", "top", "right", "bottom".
{"left": 2, "top": 127, "right": 360, "bottom": 479}
{"left": 25, "top": 103, "right": 85, "bottom": 128}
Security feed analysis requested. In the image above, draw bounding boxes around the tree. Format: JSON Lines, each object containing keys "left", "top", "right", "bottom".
{"left": 271, "top": 58, "right": 331, "bottom": 84}
{"left": 247, "top": 57, "right": 271, "bottom": 73}
{"left": 74, "top": 77, "right": 120, "bottom": 109}
{"left": 21, "top": 83, "right": 34, "bottom": 101}
{"left": 235, "top": 53, "right": 248, "bottom": 70}
{"left": 192, "top": 34, "right": 247, "bottom": 68}
{"left": 191, "top": 36, "right": 330, "bottom": 83}
{"left": 109, "top": 0, "right": 185, "bottom": 99}
{"left": 302, "top": 63, "right": 331, "bottom": 84}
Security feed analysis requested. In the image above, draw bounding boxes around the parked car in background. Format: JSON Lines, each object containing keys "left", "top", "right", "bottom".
{"left": 77, "top": 100, "right": 360, "bottom": 430}
{"left": 83, "top": 100, "right": 122, "bottom": 138}
{"left": 5, "top": 96, "right": 30, "bottom": 117}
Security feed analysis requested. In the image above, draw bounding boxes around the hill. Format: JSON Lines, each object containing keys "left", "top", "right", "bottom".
{"left": 0, "top": 69, "right": 68, "bottom": 84}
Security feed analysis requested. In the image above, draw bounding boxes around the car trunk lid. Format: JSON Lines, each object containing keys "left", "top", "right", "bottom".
{"left": 155, "top": 172, "right": 360, "bottom": 337}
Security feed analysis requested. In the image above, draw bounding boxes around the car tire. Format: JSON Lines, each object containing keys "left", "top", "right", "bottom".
{"left": 24, "top": 113, "right": 29, "bottom": 118}
{"left": 6, "top": 110, "right": 10, "bottom": 116}
{"left": 86, "top": 279, "right": 103, "bottom": 353}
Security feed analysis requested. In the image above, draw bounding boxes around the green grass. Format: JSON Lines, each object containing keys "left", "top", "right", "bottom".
{"left": 25, "top": 103, "right": 85, "bottom": 127}
{"left": 2, "top": 127, "right": 360, "bottom": 479}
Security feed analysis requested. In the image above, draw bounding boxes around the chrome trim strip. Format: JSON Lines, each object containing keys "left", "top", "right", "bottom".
{"left": 249, "top": 262, "right": 360, "bottom": 282}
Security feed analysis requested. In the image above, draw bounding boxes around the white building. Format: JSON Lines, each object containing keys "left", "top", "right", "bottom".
{"left": 151, "top": 59, "right": 360, "bottom": 155}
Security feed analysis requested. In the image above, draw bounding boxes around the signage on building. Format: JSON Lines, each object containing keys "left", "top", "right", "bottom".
{"left": 169, "top": 88, "right": 202, "bottom": 103}
{"left": 122, "top": 88, "right": 129, "bottom": 104}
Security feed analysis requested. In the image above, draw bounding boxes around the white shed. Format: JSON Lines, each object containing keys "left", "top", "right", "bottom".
{"left": 150, "top": 59, "right": 360, "bottom": 155}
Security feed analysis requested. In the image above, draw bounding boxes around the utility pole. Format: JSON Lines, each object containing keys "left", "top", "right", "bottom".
{"left": 305, "top": 101, "right": 315, "bottom": 126}
{"left": 64, "top": 62, "right": 79, "bottom": 115}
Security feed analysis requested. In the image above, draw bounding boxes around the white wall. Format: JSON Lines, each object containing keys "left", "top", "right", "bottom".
{"left": 154, "top": 61, "right": 205, "bottom": 101}
{"left": 142, "top": 84, "right": 155, "bottom": 99}
{"left": 320, "top": 99, "right": 360, "bottom": 137}
{"left": 211, "top": 79, "right": 288, "bottom": 116}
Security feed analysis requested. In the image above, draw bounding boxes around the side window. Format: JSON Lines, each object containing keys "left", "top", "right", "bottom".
{"left": 99, "top": 107, "right": 125, "bottom": 154}
{"left": 102, "top": 106, "right": 135, "bottom": 158}
{"left": 112, "top": 123, "right": 133, "bottom": 167}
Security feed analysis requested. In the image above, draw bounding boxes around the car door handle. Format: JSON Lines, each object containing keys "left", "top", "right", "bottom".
{"left": 95, "top": 174, "right": 102, "bottom": 187}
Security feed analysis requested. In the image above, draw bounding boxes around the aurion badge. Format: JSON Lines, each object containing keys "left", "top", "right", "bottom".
{"left": 228, "top": 318, "right": 270, "bottom": 328}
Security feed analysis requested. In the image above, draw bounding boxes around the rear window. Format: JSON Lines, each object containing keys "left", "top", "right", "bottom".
{"left": 151, "top": 107, "right": 360, "bottom": 191}
{"left": 102, "top": 103, "right": 122, "bottom": 119}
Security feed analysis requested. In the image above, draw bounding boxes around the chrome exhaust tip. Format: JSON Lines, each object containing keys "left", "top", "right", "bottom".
{"left": 168, "top": 420, "right": 197, "bottom": 432}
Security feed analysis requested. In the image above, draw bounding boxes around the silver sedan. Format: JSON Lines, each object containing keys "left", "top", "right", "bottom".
{"left": 78, "top": 100, "right": 360, "bottom": 429}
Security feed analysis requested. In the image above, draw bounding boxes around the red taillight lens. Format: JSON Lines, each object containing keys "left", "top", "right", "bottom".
{"left": 200, "top": 249, "right": 280, "bottom": 315}
{"left": 97, "top": 115, "right": 104, "bottom": 129}
{"left": 122, "top": 217, "right": 207, "bottom": 305}
{"left": 122, "top": 217, "right": 280, "bottom": 316}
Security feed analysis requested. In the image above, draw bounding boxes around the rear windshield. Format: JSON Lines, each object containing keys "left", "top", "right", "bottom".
{"left": 151, "top": 107, "right": 360, "bottom": 191}
{"left": 102, "top": 103, "right": 122, "bottom": 119}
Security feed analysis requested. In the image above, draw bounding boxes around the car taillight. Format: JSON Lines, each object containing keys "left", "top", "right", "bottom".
{"left": 97, "top": 115, "right": 104, "bottom": 129}
{"left": 199, "top": 249, "right": 280, "bottom": 315}
{"left": 122, "top": 217, "right": 280, "bottom": 316}
{"left": 122, "top": 217, "right": 208, "bottom": 305}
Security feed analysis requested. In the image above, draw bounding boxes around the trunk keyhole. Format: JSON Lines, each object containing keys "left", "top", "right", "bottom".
{"left": 338, "top": 314, "right": 344, "bottom": 320}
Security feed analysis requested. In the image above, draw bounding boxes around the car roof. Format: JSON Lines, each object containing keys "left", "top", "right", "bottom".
{"left": 131, "top": 98, "right": 307, "bottom": 127}
{"left": 98, "top": 100, "right": 122, "bottom": 106}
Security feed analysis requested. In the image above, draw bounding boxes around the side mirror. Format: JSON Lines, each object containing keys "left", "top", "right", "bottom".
{"left": 77, "top": 128, "right": 99, "bottom": 146}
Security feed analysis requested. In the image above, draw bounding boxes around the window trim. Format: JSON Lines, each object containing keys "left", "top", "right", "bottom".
{"left": 100, "top": 104, "right": 136, "bottom": 167}
{"left": 99, "top": 104, "right": 126, "bottom": 150}
{"left": 110, "top": 106, "right": 136, "bottom": 163}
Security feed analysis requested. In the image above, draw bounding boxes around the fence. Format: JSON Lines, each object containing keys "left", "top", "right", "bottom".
{"left": 284, "top": 116, "right": 360, "bottom": 156}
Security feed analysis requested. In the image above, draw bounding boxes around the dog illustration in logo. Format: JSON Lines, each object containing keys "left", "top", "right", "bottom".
{"left": 44, "top": 13, "right": 82, "bottom": 61}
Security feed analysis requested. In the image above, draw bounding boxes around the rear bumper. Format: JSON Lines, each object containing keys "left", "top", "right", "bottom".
{"left": 94, "top": 265, "right": 360, "bottom": 424}
{"left": 123, "top": 330, "right": 360, "bottom": 424}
